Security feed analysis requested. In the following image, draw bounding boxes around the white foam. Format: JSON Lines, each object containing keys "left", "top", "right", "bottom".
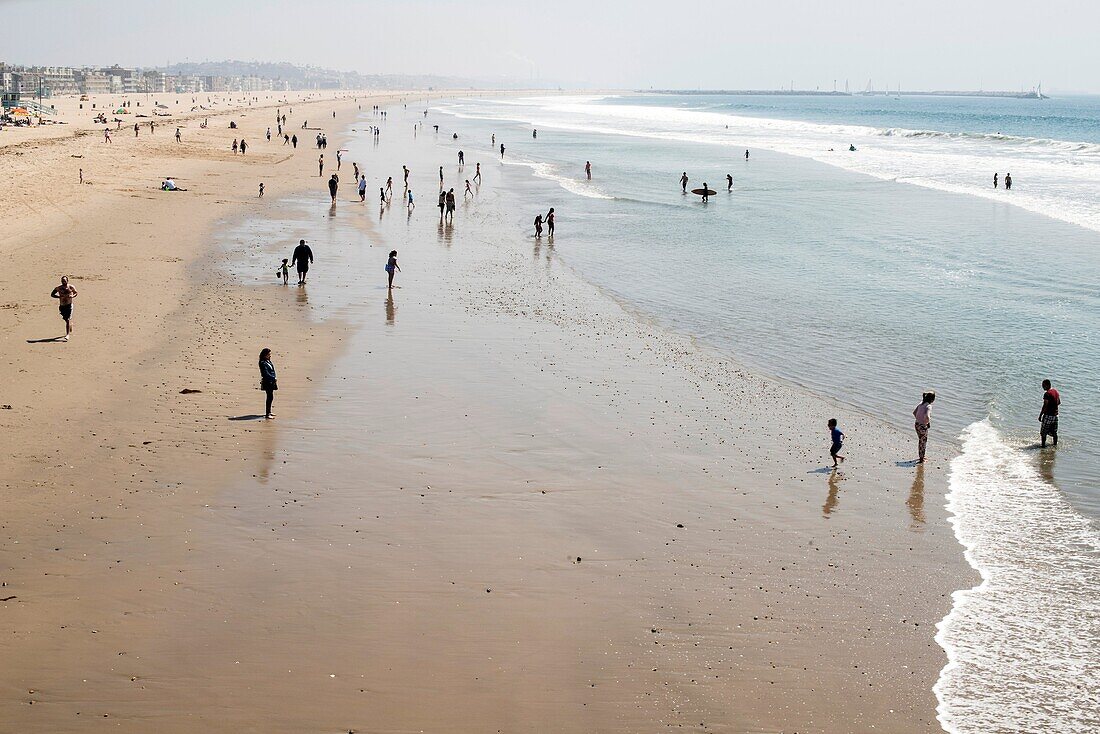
{"left": 937, "top": 420, "right": 1100, "bottom": 733}
{"left": 501, "top": 156, "right": 614, "bottom": 200}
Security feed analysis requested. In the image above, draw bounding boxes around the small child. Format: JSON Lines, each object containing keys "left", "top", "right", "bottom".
{"left": 385, "top": 250, "right": 400, "bottom": 289}
{"left": 828, "top": 418, "right": 845, "bottom": 467}
{"left": 278, "top": 258, "right": 289, "bottom": 285}
{"left": 259, "top": 182, "right": 265, "bottom": 197}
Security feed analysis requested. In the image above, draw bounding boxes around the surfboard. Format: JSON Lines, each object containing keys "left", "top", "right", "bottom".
{"left": 691, "top": 188, "right": 717, "bottom": 196}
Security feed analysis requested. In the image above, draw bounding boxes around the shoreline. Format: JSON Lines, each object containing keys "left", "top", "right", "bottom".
{"left": 2, "top": 93, "right": 973, "bottom": 732}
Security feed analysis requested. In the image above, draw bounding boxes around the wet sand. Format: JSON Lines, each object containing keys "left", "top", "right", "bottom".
{"left": 1, "top": 96, "right": 972, "bottom": 732}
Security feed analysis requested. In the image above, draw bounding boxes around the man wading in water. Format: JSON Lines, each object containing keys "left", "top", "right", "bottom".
{"left": 1039, "top": 379, "right": 1060, "bottom": 447}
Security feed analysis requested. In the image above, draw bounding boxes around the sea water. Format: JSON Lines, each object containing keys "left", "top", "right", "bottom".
{"left": 426, "top": 94, "right": 1099, "bottom": 732}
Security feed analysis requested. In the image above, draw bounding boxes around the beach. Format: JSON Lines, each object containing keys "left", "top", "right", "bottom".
{"left": 4, "top": 91, "right": 974, "bottom": 732}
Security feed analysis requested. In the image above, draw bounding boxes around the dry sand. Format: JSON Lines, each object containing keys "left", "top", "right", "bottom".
{"left": 0, "top": 90, "right": 973, "bottom": 732}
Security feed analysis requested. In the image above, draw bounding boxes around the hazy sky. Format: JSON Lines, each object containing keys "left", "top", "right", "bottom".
{"left": 2, "top": 0, "right": 1098, "bottom": 92}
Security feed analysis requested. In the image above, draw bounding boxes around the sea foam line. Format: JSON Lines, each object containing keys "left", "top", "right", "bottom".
{"left": 936, "top": 420, "right": 1100, "bottom": 734}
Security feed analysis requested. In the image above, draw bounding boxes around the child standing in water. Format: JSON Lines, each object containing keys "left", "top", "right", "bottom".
{"left": 828, "top": 418, "right": 845, "bottom": 467}
{"left": 386, "top": 250, "right": 401, "bottom": 289}
{"left": 278, "top": 258, "right": 290, "bottom": 285}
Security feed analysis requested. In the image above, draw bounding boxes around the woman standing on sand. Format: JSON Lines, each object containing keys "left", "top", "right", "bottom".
{"left": 259, "top": 348, "right": 278, "bottom": 420}
{"left": 913, "top": 391, "right": 935, "bottom": 463}
{"left": 386, "top": 250, "right": 401, "bottom": 289}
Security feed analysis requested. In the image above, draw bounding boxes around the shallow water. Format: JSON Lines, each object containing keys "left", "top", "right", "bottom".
{"left": 434, "top": 96, "right": 1100, "bottom": 517}
{"left": 423, "top": 95, "right": 1100, "bottom": 733}
{"left": 218, "top": 99, "right": 1098, "bottom": 733}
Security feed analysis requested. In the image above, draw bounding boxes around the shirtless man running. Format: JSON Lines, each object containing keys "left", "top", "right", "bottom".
{"left": 50, "top": 275, "right": 78, "bottom": 341}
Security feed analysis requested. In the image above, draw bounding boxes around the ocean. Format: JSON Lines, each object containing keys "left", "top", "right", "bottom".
{"left": 424, "top": 93, "right": 1099, "bottom": 733}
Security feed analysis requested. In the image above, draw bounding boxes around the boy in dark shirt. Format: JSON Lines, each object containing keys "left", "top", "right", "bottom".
{"left": 828, "top": 418, "right": 845, "bottom": 467}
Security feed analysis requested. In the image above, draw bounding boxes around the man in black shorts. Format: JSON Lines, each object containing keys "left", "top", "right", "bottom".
{"left": 291, "top": 239, "right": 314, "bottom": 285}
{"left": 50, "top": 275, "right": 78, "bottom": 341}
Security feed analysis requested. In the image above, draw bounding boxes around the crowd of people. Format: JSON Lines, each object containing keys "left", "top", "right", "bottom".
{"left": 72, "top": 98, "right": 1065, "bottom": 467}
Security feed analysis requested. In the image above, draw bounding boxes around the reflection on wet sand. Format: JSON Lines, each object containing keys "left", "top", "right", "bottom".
{"left": 385, "top": 291, "right": 396, "bottom": 325}
{"left": 1038, "top": 448, "right": 1057, "bottom": 487}
{"left": 823, "top": 470, "right": 841, "bottom": 517}
{"left": 907, "top": 464, "right": 926, "bottom": 529}
{"left": 255, "top": 427, "right": 279, "bottom": 481}
{"left": 296, "top": 286, "right": 309, "bottom": 306}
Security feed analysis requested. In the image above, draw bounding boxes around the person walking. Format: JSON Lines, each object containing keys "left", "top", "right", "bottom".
{"left": 474, "top": 162, "right": 481, "bottom": 184}
{"left": 1005, "top": 173, "right": 1013, "bottom": 190}
{"left": 358, "top": 174, "right": 367, "bottom": 202}
{"left": 445, "top": 188, "right": 456, "bottom": 221}
{"left": 437, "top": 189, "right": 446, "bottom": 219}
{"left": 291, "top": 239, "right": 313, "bottom": 285}
{"left": 1039, "top": 379, "right": 1060, "bottom": 447}
{"left": 680, "top": 172, "right": 688, "bottom": 193}
{"left": 500, "top": 143, "right": 506, "bottom": 159}
{"left": 994, "top": 172, "right": 999, "bottom": 189}
{"left": 585, "top": 161, "right": 592, "bottom": 180}
{"left": 913, "top": 391, "right": 936, "bottom": 463}
{"left": 50, "top": 275, "right": 78, "bottom": 341}
{"left": 291, "top": 134, "right": 298, "bottom": 148}
{"left": 318, "top": 154, "right": 324, "bottom": 177}
{"left": 386, "top": 250, "right": 401, "bottom": 289}
{"left": 239, "top": 139, "right": 247, "bottom": 155}
{"left": 545, "top": 207, "right": 555, "bottom": 237}
{"left": 328, "top": 174, "right": 339, "bottom": 204}
{"left": 259, "top": 348, "right": 278, "bottom": 420}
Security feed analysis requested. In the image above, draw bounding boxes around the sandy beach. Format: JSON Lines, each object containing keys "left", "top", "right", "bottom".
{"left": 0, "top": 90, "right": 973, "bottom": 733}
